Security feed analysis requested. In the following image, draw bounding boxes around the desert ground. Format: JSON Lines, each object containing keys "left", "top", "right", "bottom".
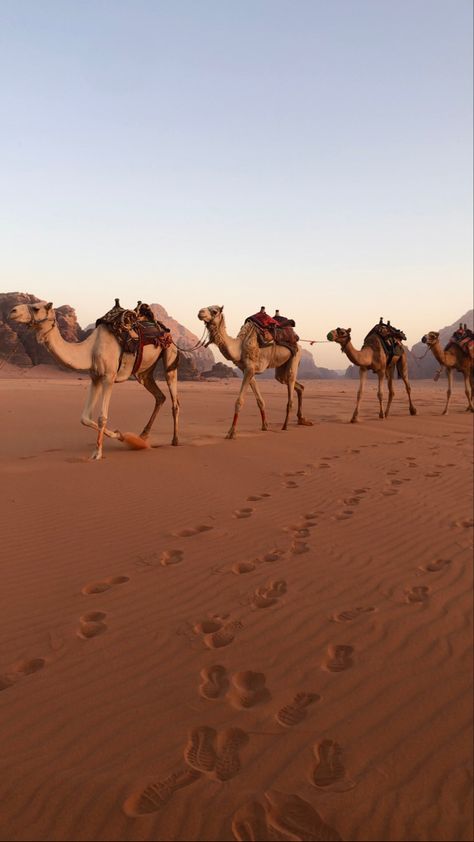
{"left": 0, "top": 376, "right": 472, "bottom": 842}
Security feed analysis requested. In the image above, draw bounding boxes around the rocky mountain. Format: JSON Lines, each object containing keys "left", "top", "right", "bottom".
{"left": 201, "top": 362, "right": 239, "bottom": 379}
{"left": 344, "top": 310, "right": 473, "bottom": 379}
{"left": 0, "top": 293, "right": 214, "bottom": 380}
{"left": 258, "top": 348, "right": 340, "bottom": 379}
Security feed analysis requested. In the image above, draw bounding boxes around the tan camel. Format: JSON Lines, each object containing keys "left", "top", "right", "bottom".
{"left": 9, "top": 300, "right": 180, "bottom": 459}
{"left": 327, "top": 326, "right": 417, "bottom": 422}
{"left": 197, "top": 305, "right": 312, "bottom": 438}
{"left": 421, "top": 331, "right": 473, "bottom": 413}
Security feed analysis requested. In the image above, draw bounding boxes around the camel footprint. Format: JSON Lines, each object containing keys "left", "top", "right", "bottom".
{"left": 275, "top": 692, "right": 320, "bottom": 727}
{"left": 177, "top": 524, "right": 213, "bottom": 537}
{"left": 420, "top": 559, "right": 451, "bottom": 573}
{"left": 77, "top": 611, "right": 108, "bottom": 639}
{"left": 405, "top": 585, "right": 430, "bottom": 604}
{"left": 81, "top": 576, "right": 129, "bottom": 595}
{"left": 232, "top": 561, "right": 257, "bottom": 575}
{"left": 323, "top": 645, "right": 354, "bottom": 672}
{"left": 331, "top": 606, "right": 375, "bottom": 623}
{"left": 234, "top": 508, "right": 254, "bottom": 519}
{"left": 253, "top": 579, "right": 287, "bottom": 609}
{"left": 247, "top": 493, "right": 271, "bottom": 502}
{"left": 160, "top": 549, "right": 184, "bottom": 566}
{"left": 1, "top": 657, "right": 46, "bottom": 692}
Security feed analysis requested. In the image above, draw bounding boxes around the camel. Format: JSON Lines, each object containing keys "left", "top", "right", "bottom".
{"left": 327, "top": 326, "right": 417, "bottom": 422}
{"left": 421, "top": 331, "right": 473, "bottom": 413}
{"left": 197, "top": 305, "right": 312, "bottom": 438}
{"left": 9, "top": 300, "right": 180, "bottom": 459}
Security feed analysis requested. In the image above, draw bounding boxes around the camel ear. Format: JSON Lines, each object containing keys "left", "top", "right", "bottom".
{"left": 347, "top": 327, "right": 351, "bottom": 333}
{"left": 46, "top": 302, "right": 53, "bottom": 311}
{"left": 220, "top": 305, "right": 224, "bottom": 312}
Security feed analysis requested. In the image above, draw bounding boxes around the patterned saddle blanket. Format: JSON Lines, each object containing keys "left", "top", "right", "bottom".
{"left": 446, "top": 328, "right": 474, "bottom": 359}
{"left": 245, "top": 311, "right": 299, "bottom": 355}
{"left": 366, "top": 321, "right": 406, "bottom": 362}
{"left": 96, "top": 300, "right": 172, "bottom": 373}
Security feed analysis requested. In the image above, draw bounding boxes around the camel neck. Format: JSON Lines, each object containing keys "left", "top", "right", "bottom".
{"left": 39, "top": 323, "right": 96, "bottom": 371}
{"left": 208, "top": 318, "right": 242, "bottom": 364}
{"left": 342, "top": 340, "right": 373, "bottom": 367}
{"left": 428, "top": 341, "right": 448, "bottom": 367}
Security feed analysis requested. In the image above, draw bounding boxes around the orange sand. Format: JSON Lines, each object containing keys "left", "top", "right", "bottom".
{"left": 0, "top": 377, "right": 472, "bottom": 842}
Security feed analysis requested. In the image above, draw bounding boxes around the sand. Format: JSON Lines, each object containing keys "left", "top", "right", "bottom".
{"left": 0, "top": 377, "right": 472, "bottom": 842}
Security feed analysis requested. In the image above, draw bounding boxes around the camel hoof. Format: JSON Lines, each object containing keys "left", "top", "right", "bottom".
{"left": 90, "top": 451, "right": 103, "bottom": 461}
{"left": 297, "top": 418, "right": 313, "bottom": 426}
{"left": 410, "top": 408, "right": 417, "bottom": 416}
{"left": 261, "top": 423, "right": 269, "bottom": 431}
{"left": 350, "top": 418, "right": 358, "bottom": 424}
{"left": 226, "top": 431, "right": 236, "bottom": 440}
{"left": 172, "top": 439, "right": 179, "bottom": 446}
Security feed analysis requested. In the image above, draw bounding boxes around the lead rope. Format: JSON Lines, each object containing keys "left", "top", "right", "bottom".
{"left": 171, "top": 325, "right": 208, "bottom": 353}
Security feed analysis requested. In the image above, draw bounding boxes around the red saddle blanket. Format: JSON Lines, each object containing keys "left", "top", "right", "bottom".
{"left": 245, "top": 312, "right": 300, "bottom": 351}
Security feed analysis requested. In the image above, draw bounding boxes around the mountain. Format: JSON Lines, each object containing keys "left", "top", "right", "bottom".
{"left": 0, "top": 294, "right": 214, "bottom": 380}
{"left": 258, "top": 348, "right": 341, "bottom": 379}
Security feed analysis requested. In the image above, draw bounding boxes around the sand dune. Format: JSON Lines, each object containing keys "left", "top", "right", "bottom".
{"left": 0, "top": 378, "right": 472, "bottom": 841}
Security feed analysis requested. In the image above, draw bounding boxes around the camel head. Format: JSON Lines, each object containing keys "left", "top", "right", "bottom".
{"left": 327, "top": 327, "right": 352, "bottom": 349}
{"left": 421, "top": 331, "right": 439, "bottom": 346}
{"left": 9, "top": 300, "right": 55, "bottom": 338}
{"left": 198, "top": 305, "right": 225, "bottom": 342}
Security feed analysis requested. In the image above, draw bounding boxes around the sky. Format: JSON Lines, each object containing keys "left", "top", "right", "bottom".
{"left": 1, "top": 0, "right": 472, "bottom": 368}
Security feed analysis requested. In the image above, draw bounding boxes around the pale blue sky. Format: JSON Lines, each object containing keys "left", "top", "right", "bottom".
{"left": 1, "top": 0, "right": 472, "bottom": 367}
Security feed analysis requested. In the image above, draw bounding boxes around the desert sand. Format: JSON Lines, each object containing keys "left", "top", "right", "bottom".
{"left": 0, "top": 376, "right": 472, "bottom": 842}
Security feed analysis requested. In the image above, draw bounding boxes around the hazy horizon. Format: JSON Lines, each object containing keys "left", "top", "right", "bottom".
{"left": 1, "top": 0, "right": 472, "bottom": 367}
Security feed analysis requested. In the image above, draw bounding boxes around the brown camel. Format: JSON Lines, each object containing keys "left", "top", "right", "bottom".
{"left": 421, "top": 331, "right": 473, "bottom": 413}
{"left": 198, "top": 305, "right": 312, "bottom": 438}
{"left": 327, "top": 326, "right": 417, "bottom": 422}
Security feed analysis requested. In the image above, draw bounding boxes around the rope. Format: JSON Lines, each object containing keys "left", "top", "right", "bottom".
{"left": 298, "top": 339, "right": 331, "bottom": 345}
{"left": 171, "top": 326, "right": 208, "bottom": 354}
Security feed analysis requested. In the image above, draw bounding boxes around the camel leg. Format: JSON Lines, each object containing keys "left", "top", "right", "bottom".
{"left": 442, "top": 368, "right": 453, "bottom": 415}
{"left": 164, "top": 363, "right": 180, "bottom": 445}
{"left": 90, "top": 375, "right": 116, "bottom": 460}
{"left": 227, "top": 369, "right": 254, "bottom": 439}
{"left": 351, "top": 368, "right": 367, "bottom": 423}
{"left": 295, "top": 381, "right": 313, "bottom": 425}
{"left": 250, "top": 377, "right": 268, "bottom": 430}
{"left": 138, "top": 368, "right": 167, "bottom": 441}
{"left": 81, "top": 377, "right": 122, "bottom": 443}
{"left": 385, "top": 368, "right": 395, "bottom": 418}
{"left": 463, "top": 370, "right": 473, "bottom": 411}
{"left": 376, "top": 371, "right": 385, "bottom": 419}
{"left": 282, "top": 374, "right": 296, "bottom": 430}
{"left": 397, "top": 357, "right": 417, "bottom": 415}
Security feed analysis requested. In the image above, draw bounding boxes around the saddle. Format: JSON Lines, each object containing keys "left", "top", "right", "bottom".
{"left": 366, "top": 319, "right": 406, "bottom": 363}
{"left": 446, "top": 324, "right": 474, "bottom": 359}
{"left": 96, "top": 299, "right": 173, "bottom": 374}
{"left": 245, "top": 308, "right": 300, "bottom": 356}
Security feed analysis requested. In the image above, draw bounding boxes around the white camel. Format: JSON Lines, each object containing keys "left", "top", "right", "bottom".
{"left": 197, "top": 305, "right": 312, "bottom": 438}
{"left": 9, "top": 300, "right": 179, "bottom": 459}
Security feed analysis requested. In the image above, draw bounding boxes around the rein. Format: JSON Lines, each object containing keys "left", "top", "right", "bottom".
{"left": 171, "top": 325, "right": 208, "bottom": 354}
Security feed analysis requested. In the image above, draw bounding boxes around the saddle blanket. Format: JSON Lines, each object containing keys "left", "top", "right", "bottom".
{"left": 245, "top": 311, "right": 300, "bottom": 354}
{"left": 96, "top": 300, "right": 172, "bottom": 373}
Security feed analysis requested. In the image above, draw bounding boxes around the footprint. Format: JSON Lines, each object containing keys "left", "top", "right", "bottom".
{"left": 234, "top": 508, "right": 254, "bottom": 519}
{"left": 253, "top": 580, "right": 287, "bottom": 609}
{"left": 214, "top": 727, "right": 249, "bottom": 781}
{"left": 425, "top": 472, "right": 441, "bottom": 478}
{"left": 233, "top": 561, "right": 257, "bottom": 575}
{"left": 343, "top": 497, "right": 360, "bottom": 506}
{"left": 334, "top": 511, "right": 353, "bottom": 520}
{"left": 405, "top": 585, "right": 430, "bottom": 604}
{"left": 452, "top": 518, "right": 474, "bottom": 529}
{"left": 12, "top": 658, "right": 46, "bottom": 676}
{"left": 160, "top": 549, "right": 184, "bottom": 566}
{"left": 263, "top": 549, "right": 284, "bottom": 563}
{"left": 323, "top": 645, "right": 354, "bottom": 672}
{"left": 421, "top": 559, "right": 451, "bottom": 573}
{"left": 227, "top": 671, "right": 270, "bottom": 709}
{"left": 275, "top": 692, "right": 320, "bottom": 728}
{"left": 332, "top": 607, "right": 375, "bottom": 623}
{"left": 232, "top": 800, "right": 271, "bottom": 842}
{"left": 184, "top": 726, "right": 217, "bottom": 773}
{"left": 77, "top": 611, "right": 108, "bottom": 639}
{"left": 123, "top": 766, "right": 201, "bottom": 817}
{"left": 247, "top": 493, "right": 270, "bottom": 502}
{"left": 178, "top": 524, "right": 213, "bottom": 537}
{"left": 354, "top": 488, "right": 368, "bottom": 494}
{"left": 194, "top": 619, "right": 222, "bottom": 635}
{"left": 382, "top": 490, "right": 397, "bottom": 496}
{"left": 310, "top": 739, "right": 353, "bottom": 791}
{"left": 264, "top": 790, "right": 342, "bottom": 842}
{"left": 284, "top": 481, "right": 298, "bottom": 489}
{"left": 391, "top": 479, "right": 403, "bottom": 485}
{"left": 199, "top": 665, "right": 229, "bottom": 700}
{"left": 204, "top": 620, "right": 242, "bottom": 649}
{"left": 319, "top": 463, "right": 331, "bottom": 469}
{"left": 291, "top": 540, "right": 309, "bottom": 555}
{"left": 82, "top": 575, "right": 129, "bottom": 595}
